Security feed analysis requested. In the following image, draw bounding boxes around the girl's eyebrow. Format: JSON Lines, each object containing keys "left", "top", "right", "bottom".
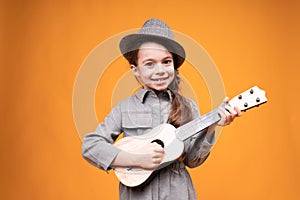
{"left": 141, "top": 56, "right": 173, "bottom": 63}
{"left": 163, "top": 56, "right": 173, "bottom": 60}
{"left": 141, "top": 58, "right": 155, "bottom": 64}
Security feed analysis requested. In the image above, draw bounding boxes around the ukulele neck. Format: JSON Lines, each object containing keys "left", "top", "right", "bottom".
{"left": 175, "top": 108, "right": 221, "bottom": 141}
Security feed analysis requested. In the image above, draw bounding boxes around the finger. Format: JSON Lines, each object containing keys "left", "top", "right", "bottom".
{"left": 154, "top": 148, "right": 165, "bottom": 154}
{"left": 224, "top": 115, "right": 232, "bottom": 125}
{"left": 152, "top": 158, "right": 160, "bottom": 164}
{"left": 234, "top": 106, "right": 242, "bottom": 116}
{"left": 155, "top": 155, "right": 164, "bottom": 162}
{"left": 152, "top": 156, "right": 163, "bottom": 165}
{"left": 223, "top": 96, "right": 230, "bottom": 103}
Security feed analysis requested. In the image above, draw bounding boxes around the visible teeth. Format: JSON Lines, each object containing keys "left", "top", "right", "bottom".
{"left": 154, "top": 77, "right": 167, "bottom": 82}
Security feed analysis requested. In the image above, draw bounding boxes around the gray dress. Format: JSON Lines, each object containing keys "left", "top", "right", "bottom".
{"left": 82, "top": 88, "right": 215, "bottom": 200}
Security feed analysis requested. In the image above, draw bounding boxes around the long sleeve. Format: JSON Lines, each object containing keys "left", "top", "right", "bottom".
{"left": 182, "top": 99, "right": 216, "bottom": 168}
{"left": 82, "top": 102, "right": 123, "bottom": 171}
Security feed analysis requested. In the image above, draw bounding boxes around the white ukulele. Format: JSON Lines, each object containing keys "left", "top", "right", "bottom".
{"left": 113, "top": 86, "right": 267, "bottom": 187}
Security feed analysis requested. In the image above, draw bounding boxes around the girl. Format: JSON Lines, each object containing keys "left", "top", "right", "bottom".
{"left": 82, "top": 18, "right": 241, "bottom": 200}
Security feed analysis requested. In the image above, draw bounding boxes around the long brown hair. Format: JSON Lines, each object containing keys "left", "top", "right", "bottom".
{"left": 124, "top": 39, "right": 193, "bottom": 128}
{"left": 167, "top": 71, "right": 193, "bottom": 128}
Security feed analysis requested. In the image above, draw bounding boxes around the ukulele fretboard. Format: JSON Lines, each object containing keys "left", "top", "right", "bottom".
{"left": 175, "top": 109, "right": 221, "bottom": 141}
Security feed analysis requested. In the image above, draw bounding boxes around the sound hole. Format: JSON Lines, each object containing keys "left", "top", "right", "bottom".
{"left": 151, "top": 139, "right": 165, "bottom": 148}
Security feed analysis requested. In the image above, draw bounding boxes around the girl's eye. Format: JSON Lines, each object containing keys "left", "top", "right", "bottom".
{"left": 164, "top": 59, "right": 173, "bottom": 65}
{"left": 145, "top": 62, "right": 154, "bottom": 68}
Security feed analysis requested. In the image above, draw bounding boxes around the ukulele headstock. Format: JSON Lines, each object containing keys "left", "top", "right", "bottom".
{"left": 229, "top": 86, "right": 267, "bottom": 112}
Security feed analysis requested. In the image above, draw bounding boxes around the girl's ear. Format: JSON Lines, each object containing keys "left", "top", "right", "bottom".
{"left": 130, "top": 65, "right": 139, "bottom": 77}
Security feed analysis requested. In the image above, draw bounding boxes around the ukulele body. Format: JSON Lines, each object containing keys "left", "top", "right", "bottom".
{"left": 114, "top": 123, "right": 184, "bottom": 187}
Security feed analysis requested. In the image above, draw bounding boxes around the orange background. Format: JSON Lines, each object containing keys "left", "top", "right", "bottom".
{"left": 1, "top": 0, "right": 299, "bottom": 199}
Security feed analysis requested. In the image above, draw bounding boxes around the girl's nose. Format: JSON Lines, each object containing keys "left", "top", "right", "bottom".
{"left": 154, "top": 63, "right": 165, "bottom": 74}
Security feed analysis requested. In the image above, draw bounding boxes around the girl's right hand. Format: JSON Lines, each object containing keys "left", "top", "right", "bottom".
{"left": 135, "top": 142, "right": 165, "bottom": 170}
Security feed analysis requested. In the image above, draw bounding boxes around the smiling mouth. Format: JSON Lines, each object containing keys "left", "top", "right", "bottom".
{"left": 152, "top": 77, "right": 168, "bottom": 82}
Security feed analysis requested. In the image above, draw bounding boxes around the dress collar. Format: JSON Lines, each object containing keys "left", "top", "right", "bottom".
{"left": 135, "top": 88, "right": 173, "bottom": 103}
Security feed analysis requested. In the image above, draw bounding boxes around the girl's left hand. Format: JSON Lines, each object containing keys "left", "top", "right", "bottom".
{"left": 217, "top": 97, "right": 242, "bottom": 126}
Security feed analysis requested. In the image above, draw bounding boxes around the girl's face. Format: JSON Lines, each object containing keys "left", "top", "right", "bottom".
{"left": 131, "top": 42, "right": 175, "bottom": 92}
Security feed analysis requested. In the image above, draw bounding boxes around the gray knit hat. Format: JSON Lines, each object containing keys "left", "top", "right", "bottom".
{"left": 119, "top": 18, "right": 186, "bottom": 68}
